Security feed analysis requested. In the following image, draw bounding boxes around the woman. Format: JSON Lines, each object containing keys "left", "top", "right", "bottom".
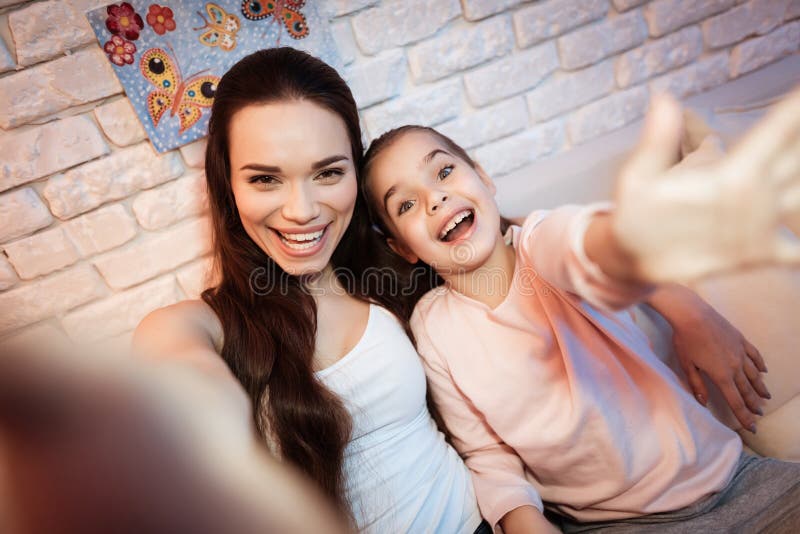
{"left": 134, "top": 47, "right": 771, "bottom": 532}
{"left": 134, "top": 47, "right": 483, "bottom": 533}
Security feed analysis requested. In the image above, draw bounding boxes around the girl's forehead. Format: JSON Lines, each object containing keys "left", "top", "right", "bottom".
{"left": 371, "top": 130, "right": 449, "bottom": 174}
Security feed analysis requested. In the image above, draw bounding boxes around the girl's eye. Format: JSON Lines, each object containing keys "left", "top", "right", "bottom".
{"left": 398, "top": 200, "right": 414, "bottom": 215}
{"left": 249, "top": 175, "right": 279, "bottom": 186}
{"left": 315, "top": 168, "right": 345, "bottom": 182}
{"left": 437, "top": 164, "right": 454, "bottom": 180}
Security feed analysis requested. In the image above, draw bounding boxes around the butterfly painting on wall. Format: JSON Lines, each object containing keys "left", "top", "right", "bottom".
{"left": 241, "top": 0, "right": 309, "bottom": 41}
{"left": 86, "top": 0, "right": 342, "bottom": 153}
{"left": 194, "top": 3, "right": 240, "bottom": 51}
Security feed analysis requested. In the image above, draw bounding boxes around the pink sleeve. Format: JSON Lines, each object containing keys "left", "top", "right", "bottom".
{"left": 412, "top": 310, "right": 543, "bottom": 530}
{"left": 518, "top": 203, "right": 654, "bottom": 311}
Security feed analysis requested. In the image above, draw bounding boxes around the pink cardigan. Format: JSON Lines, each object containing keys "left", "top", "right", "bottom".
{"left": 411, "top": 205, "right": 742, "bottom": 528}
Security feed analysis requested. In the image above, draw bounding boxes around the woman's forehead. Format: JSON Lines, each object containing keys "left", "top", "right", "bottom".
{"left": 228, "top": 100, "right": 351, "bottom": 167}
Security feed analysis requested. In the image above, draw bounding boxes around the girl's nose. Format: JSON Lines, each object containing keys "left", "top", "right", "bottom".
{"left": 282, "top": 183, "right": 320, "bottom": 224}
{"left": 428, "top": 192, "right": 448, "bottom": 215}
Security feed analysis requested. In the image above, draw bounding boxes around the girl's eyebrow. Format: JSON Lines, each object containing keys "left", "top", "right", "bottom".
{"left": 239, "top": 154, "right": 349, "bottom": 173}
{"left": 420, "top": 149, "right": 450, "bottom": 168}
{"left": 383, "top": 185, "right": 397, "bottom": 214}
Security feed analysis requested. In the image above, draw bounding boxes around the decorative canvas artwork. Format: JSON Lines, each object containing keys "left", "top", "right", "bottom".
{"left": 86, "top": 1, "right": 342, "bottom": 153}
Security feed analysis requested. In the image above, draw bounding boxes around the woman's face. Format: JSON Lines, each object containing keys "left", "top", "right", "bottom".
{"left": 228, "top": 100, "right": 358, "bottom": 275}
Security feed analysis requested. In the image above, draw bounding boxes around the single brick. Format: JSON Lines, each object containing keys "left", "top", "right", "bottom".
{"left": 132, "top": 171, "right": 207, "bottom": 231}
{"left": 93, "top": 98, "right": 147, "bottom": 147}
{"left": 616, "top": 26, "right": 703, "bottom": 87}
{"left": 363, "top": 79, "right": 462, "bottom": 139}
{"left": 0, "top": 188, "right": 53, "bottom": 243}
{"left": 0, "top": 264, "right": 106, "bottom": 334}
{"left": 408, "top": 16, "right": 514, "bottom": 83}
{"left": 0, "top": 47, "right": 122, "bottom": 129}
{"left": 464, "top": 41, "right": 559, "bottom": 107}
{"left": 438, "top": 97, "right": 528, "bottom": 150}
{"left": 729, "top": 21, "right": 799, "bottom": 77}
{"left": 63, "top": 204, "right": 138, "bottom": 257}
{"left": 567, "top": 85, "right": 649, "bottom": 144}
{"left": 526, "top": 59, "right": 615, "bottom": 122}
{"left": 8, "top": 0, "right": 103, "bottom": 67}
{"left": 558, "top": 9, "right": 648, "bottom": 70}
{"left": 4, "top": 226, "right": 80, "bottom": 280}
{"left": 473, "top": 120, "right": 566, "bottom": 176}
{"left": 176, "top": 256, "right": 214, "bottom": 299}
{"left": 61, "top": 274, "right": 182, "bottom": 342}
{"left": 613, "top": 0, "right": 648, "bottom": 11}
{"left": 0, "top": 255, "right": 18, "bottom": 291}
{"left": 703, "top": 0, "right": 788, "bottom": 49}
{"left": 644, "top": 0, "right": 736, "bottom": 37}
{"left": 179, "top": 138, "right": 207, "bottom": 169}
{"left": 332, "top": 19, "right": 358, "bottom": 65}
{"left": 93, "top": 217, "right": 211, "bottom": 290}
{"left": 345, "top": 49, "right": 407, "bottom": 108}
{"left": 461, "top": 0, "right": 524, "bottom": 22}
{"left": 351, "top": 0, "right": 461, "bottom": 55}
{"left": 513, "top": 0, "right": 607, "bottom": 48}
{"left": 0, "top": 115, "right": 109, "bottom": 193}
{"left": 43, "top": 143, "right": 184, "bottom": 220}
{"left": 649, "top": 52, "right": 729, "bottom": 99}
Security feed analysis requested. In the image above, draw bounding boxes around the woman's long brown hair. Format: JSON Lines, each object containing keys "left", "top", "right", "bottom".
{"left": 200, "top": 48, "right": 419, "bottom": 520}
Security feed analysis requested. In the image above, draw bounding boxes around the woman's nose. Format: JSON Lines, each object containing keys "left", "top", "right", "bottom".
{"left": 427, "top": 192, "right": 448, "bottom": 215}
{"left": 282, "top": 183, "right": 320, "bottom": 223}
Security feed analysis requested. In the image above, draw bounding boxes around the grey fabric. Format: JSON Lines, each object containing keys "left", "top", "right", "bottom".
{"left": 555, "top": 453, "right": 800, "bottom": 533}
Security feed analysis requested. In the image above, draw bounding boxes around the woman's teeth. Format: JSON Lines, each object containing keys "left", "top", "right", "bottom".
{"left": 439, "top": 210, "right": 473, "bottom": 240}
{"left": 278, "top": 228, "right": 325, "bottom": 250}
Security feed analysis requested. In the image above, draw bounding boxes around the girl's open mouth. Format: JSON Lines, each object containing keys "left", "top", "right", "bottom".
{"left": 439, "top": 209, "right": 475, "bottom": 242}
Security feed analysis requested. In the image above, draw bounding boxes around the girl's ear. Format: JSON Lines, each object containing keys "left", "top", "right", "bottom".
{"left": 474, "top": 162, "right": 496, "bottom": 195}
{"left": 387, "top": 237, "right": 419, "bottom": 264}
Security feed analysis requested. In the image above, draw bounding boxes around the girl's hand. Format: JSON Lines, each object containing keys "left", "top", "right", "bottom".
{"left": 613, "top": 89, "right": 800, "bottom": 283}
{"left": 646, "top": 285, "right": 769, "bottom": 433}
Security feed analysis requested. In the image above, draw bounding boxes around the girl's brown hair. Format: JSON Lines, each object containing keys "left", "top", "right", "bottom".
{"left": 201, "top": 48, "right": 415, "bottom": 520}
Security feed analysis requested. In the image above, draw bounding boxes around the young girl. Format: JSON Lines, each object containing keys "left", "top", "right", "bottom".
{"left": 361, "top": 94, "right": 800, "bottom": 532}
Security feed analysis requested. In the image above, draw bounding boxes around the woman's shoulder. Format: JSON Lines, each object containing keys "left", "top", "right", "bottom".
{"left": 134, "top": 298, "right": 225, "bottom": 356}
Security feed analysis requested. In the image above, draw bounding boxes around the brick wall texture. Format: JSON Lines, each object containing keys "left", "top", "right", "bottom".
{"left": 0, "top": 0, "right": 798, "bottom": 344}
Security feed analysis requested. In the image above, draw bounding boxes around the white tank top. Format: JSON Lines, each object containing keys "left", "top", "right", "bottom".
{"left": 317, "top": 304, "right": 481, "bottom": 533}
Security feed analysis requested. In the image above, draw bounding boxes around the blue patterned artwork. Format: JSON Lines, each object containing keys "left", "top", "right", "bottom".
{"left": 86, "top": 1, "right": 342, "bottom": 153}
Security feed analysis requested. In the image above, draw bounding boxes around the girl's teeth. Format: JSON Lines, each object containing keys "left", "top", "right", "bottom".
{"left": 440, "top": 210, "right": 472, "bottom": 240}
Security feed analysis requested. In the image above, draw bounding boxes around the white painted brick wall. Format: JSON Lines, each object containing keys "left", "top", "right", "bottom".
{"left": 0, "top": 114, "right": 109, "bottom": 192}
{"left": 644, "top": 0, "right": 736, "bottom": 37}
{"left": 0, "top": 0, "right": 796, "bottom": 342}
{"left": 558, "top": 9, "right": 649, "bottom": 70}
{"left": 408, "top": 16, "right": 514, "bottom": 83}
{"left": 512, "top": 0, "right": 607, "bottom": 48}
{"left": 464, "top": 41, "right": 558, "bottom": 106}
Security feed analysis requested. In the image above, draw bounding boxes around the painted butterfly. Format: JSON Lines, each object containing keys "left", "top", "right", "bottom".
{"left": 139, "top": 47, "right": 220, "bottom": 134}
{"left": 241, "top": 0, "right": 309, "bottom": 39}
{"left": 193, "top": 2, "right": 241, "bottom": 52}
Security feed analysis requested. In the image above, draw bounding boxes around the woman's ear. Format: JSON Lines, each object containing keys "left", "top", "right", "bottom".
{"left": 387, "top": 237, "right": 419, "bottom": 264}
{"left": 474, "top": 162, "right": 496, "bottom": 195}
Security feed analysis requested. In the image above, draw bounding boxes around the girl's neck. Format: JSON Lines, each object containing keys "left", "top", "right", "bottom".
{"left": 440, "top": 231, "right": 516, "bottom": 310}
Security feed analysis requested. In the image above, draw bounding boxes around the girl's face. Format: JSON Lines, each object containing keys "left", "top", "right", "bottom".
{"left": 366, "top": 130, "right": 502, "bottom": 273}
{"left": 228, "top": 100, "right": 358, "bottom": 275}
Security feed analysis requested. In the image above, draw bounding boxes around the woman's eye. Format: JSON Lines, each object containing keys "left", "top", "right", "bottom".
{"left": 249, "top": 175, "right": 279, "bottom": 186}
{"left": 438, "top": 165, "right": 454, "bottom": 180}
{"left": 315, "top": 168, "right": 344, "bottom": 181}
{"left": 398, "top": 200, "right": 414, "bottom": 215}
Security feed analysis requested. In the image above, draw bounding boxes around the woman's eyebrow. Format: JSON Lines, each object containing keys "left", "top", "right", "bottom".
{"left": 239, "top": 155, "right": 349, "bottom": 173}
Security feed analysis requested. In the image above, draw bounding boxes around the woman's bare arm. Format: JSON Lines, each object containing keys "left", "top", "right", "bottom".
{"left": 133, "top": 299, "right": 252, "bottom": 419}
